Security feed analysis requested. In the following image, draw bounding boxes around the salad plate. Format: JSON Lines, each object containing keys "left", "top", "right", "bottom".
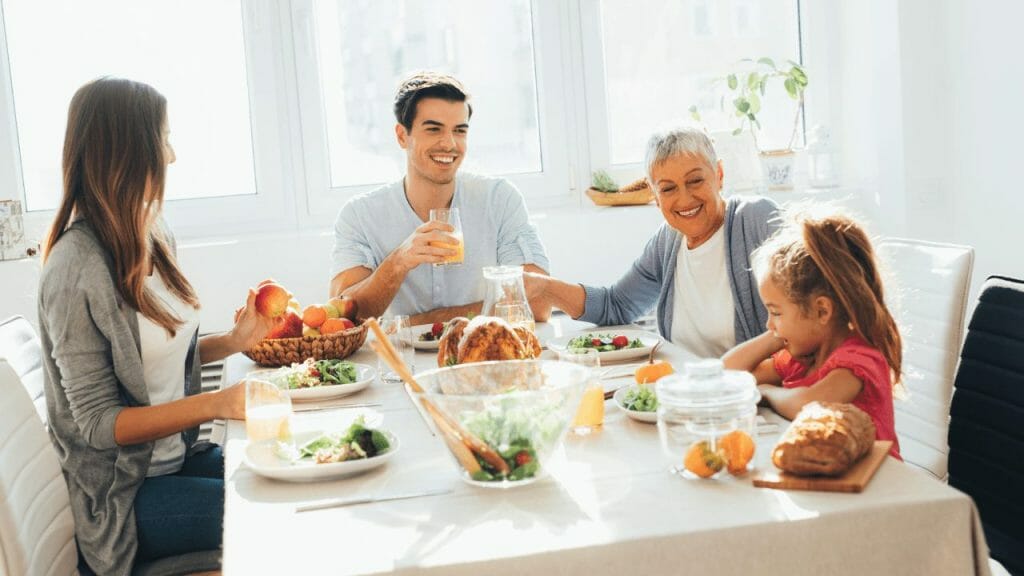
{"left": 547, "top": 329, "right": 661, "bottom": 363}
{"left": 411, "top": 323, "right": 443, "bottom": 351}
{"left": 245, "top": 428, "right": 398, "bottom": 483}
{"left": 613, "top": 385, "right": 658, "bottom": 423}
{"left": 247, "top": 361, "right": 375, "bottom": 403}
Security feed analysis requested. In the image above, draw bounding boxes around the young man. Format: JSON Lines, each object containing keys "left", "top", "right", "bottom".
{"left": 330, "top": 72, "right": 551, "bottom": 326}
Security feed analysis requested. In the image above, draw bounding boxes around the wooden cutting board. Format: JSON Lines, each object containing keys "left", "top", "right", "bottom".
{"left": 751, "top": 440, "right": 893, "bottom": 493}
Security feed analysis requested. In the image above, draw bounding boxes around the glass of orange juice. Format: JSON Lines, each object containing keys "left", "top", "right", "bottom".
{"left": 429, "top": 207, "right": 464, "bottom": 266}
{"left": 559, "top": 348, "right": 603, "bottom": 435}
{"left": 245, "top": 379, "right": 293, "bottom": 447}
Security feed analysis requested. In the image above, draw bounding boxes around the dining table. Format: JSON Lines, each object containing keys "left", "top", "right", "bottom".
{"left": 220, "top": 317, "right": 992, "bottom": 575}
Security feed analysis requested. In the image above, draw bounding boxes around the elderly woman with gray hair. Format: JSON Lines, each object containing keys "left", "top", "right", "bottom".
{"left": 526, "top": 126, "right": 780, "bottom": 358}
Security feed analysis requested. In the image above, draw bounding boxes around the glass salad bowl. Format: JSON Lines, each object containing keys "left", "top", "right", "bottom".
{"left": 411, "top": 360, "right": 587, "bottom": 488}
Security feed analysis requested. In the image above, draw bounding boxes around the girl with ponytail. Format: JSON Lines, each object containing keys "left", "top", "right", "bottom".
{"left": 722, "top": 210, "right": 902, "bottom": 459}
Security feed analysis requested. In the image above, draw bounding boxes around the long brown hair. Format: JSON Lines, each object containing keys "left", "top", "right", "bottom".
{"left": 754, "top": 212, "right": 902, "bottom": 383}
{"left": 43, "top": 77, "right": 199, "bottom": 336}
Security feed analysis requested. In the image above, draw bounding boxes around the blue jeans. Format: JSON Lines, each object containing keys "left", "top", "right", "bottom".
{"left": 134, "top": 445, "right": 224, "bottom": 563}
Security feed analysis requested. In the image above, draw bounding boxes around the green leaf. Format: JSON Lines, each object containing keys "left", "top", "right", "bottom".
{"left": 759, "top": 79, "right": 767, "bottom": 96}
{"left": 734, "top": 97, "right": 750, "bottom": 114}
{"left": 790, "top": 65, "right": 808, "bottom": 86}
{"left": 688, "top": 104, "right": 701, "bottom": 121}
{"left": 784, "top": 77, "right": 798, "bottom": 98}
{"left": 727, "top": 74, "right": 738, "bottom": 90}
{"left": 732, "top": 127, "right": 743, "bottom": 136}
{"left": 758, "top": 57, "right": 776, "bottom": 68}
{"left": 748, "top": 92, "right": 761, "bottom": 114}
{"left": 747, "top": 72, "right": 760, "bottom": 89}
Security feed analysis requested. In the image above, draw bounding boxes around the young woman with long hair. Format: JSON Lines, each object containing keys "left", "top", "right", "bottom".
{"left": 38, "top": 77, "right": 275, "bottom": 574}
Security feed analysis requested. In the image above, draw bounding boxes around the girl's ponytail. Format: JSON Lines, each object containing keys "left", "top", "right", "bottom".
{"left": 802, "top": 217, "right": 902, "bottom": 382}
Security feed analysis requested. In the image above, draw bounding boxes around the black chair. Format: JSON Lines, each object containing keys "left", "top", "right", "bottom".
{"left": 948, "top": 276, "right": 1024, "bottom": 575}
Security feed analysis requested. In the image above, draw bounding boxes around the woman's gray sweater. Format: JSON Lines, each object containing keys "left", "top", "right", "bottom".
{"left": 38, "top": 221, "right": 202, "bottom": 575}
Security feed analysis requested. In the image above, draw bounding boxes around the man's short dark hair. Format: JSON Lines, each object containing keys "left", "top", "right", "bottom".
{"left": 393, "top": 72, "right": 472, "bottom": 131}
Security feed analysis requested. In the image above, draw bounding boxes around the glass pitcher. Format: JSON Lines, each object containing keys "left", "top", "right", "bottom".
{"left": 481, "top": 265, "right": 535, "bottom": 333}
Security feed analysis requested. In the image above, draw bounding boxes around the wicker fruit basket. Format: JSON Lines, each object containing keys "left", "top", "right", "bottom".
{"left": 243, "top": 323, "right": 368, "bottom": 367}
{"left": 585, "top": 178, "right": 655, "bottom": 206}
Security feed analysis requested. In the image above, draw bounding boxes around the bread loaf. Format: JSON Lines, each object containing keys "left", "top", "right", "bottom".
{"left": 772, "top": 402, "right": 876, "bottom": 476}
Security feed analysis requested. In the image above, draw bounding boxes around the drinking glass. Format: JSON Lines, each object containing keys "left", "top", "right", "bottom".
{"left": 428, "top": 208, "right": 464, "bottom": 266}
{"left": 245, "top": 379, "right": 293, "bottom": 446}
{"left": 378, "top": 314, "right": 415, "bottom": 383}
{"left": 558, "top": 348, "right": 604, "bottom": 435}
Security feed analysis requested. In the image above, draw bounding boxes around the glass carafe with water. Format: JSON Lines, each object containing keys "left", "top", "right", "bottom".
{"left": 481, "top": 265, "right": 535, "bottom": 332}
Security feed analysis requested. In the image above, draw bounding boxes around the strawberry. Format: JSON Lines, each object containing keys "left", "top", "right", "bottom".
{"left": 612, "top": 335, "right": 629, "bottom": 348}
{"left": 514, "top": 450, "right": 532, "bottom": 466}
{"left": 431, "top": 321, "right": 445, "bottom": 338}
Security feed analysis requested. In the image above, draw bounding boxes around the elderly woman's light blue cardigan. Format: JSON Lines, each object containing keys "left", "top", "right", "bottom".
{"left": 580, "top": 195, "right": 781, "bottom": 346}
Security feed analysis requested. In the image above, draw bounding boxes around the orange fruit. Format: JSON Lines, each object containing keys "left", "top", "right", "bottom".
{"left": 635, "top": 360, "right": 674, "bottom": 384}
{"left": 718, "top": 430, "right": 755, "bottom": 475}
{"left": 320, "top": 317, "right": 348, "bottom": 335}
{"left": 684, "top": 440, "right": 725, "bottom": 478}
{"left": 302, "top": 305, "right": 327, "bottom": 328}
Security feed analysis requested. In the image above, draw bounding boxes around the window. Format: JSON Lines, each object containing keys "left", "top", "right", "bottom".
{"left": 313, "top": 0, "right": 542, "bottom": 188}
{"left": 2, "top": 0, "right": 256, "bottom": 211}
{"left": 0, "top": 1, "right": 809, "bottom": 238}
{"left": 583, "top": 0, "right": 802, "bottom": 170}
{"left": 292, "top": 0, "right": 571, "bottom": 221}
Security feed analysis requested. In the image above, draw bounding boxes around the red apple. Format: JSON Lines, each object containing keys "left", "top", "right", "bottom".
{"left": 339, "top": 318, "right": 355, "bottom": 330}
{"left": 264, "top": 310, "right": 303, "bottom": 339}
{"left": 254, "top": 283, "right": 292, "bottom": 318}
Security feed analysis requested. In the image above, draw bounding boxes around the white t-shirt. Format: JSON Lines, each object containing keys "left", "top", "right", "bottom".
{"left": 138, "top": 273, "right": 200, "bottom": 477}
{"left": 670, "top": 226, "right": 737, "bottom": 359}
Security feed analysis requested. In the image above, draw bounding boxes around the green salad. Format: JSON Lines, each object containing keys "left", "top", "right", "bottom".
{"left": 462, "top": 402, "right": 565, "bottom": 482}
{"left": 567, "top": 333, "right": 644, "bottom": 353}
{"left": 623, "top": 385, "right": 658, "bottom": 412}
{"left": 296, "top": 417, "right": 391, "bottom": 464}
{"left": 276, "top": 358, "right": 358, "bottom": 389}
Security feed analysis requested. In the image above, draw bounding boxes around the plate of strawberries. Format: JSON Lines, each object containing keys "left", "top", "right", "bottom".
{"left": 411, "top": 322, "right": 446, "bottom": 351}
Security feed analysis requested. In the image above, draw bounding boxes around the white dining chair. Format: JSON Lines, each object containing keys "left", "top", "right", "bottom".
{"left": 877, "top": 238, "right": 974, "bottom": 480}
{"left": 0, "top": 315, "right": 47, "bottom": 424}
{"left": 0, "top": 358, "right": 78, "bottom": 576}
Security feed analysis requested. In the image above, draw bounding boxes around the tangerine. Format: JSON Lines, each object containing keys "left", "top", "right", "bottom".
{"left": 635, "top": 360, "right": 674, "bottom": 384}
{"left": 683, "top": 440, "right": 725, "bottom": 478}
{"left": 718, "top": 430, "right": 755, "bottom": 475}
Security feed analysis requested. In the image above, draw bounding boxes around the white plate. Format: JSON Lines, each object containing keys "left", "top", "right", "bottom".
{"left": 247, "top": 363, "right": 375, "bottom": 403}
{"left": 410, "top": 324, "right": 442, "bottom": 350}
{"left": 547, "top": 329, "right": 661, "bottom": 363}
{"left": 613, "top": 385, "right": 658, "bottom": 423}
{"left": 245, "top": 429, "right": 398, "bottom": 483}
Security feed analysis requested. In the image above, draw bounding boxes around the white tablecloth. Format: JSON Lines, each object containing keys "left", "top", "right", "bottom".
{"left": 221, "top": 321, "right": 991, "bottom": 575}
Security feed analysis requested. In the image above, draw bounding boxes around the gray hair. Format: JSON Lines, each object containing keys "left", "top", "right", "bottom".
{"left": 643, "top": 126, "right": 719, "bottom": 184}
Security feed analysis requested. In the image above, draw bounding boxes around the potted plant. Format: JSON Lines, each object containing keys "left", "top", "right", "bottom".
{"left": 689, "top": 57, "right": 808, "bottom": 190}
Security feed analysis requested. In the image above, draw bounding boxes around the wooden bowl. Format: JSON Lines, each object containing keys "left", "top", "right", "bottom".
{"left": 243, "top": 323, "right": 368, "bottom": 367}
{"left": 585, "top": 185, "right": 655, "bottom": 206}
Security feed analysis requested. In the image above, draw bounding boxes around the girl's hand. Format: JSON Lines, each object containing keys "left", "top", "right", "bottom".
{"left": 213, "top": 380, "right": 247, "bottom": 420}
{"left": 229, "top": 288, "right": 278, "bottom": 352}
